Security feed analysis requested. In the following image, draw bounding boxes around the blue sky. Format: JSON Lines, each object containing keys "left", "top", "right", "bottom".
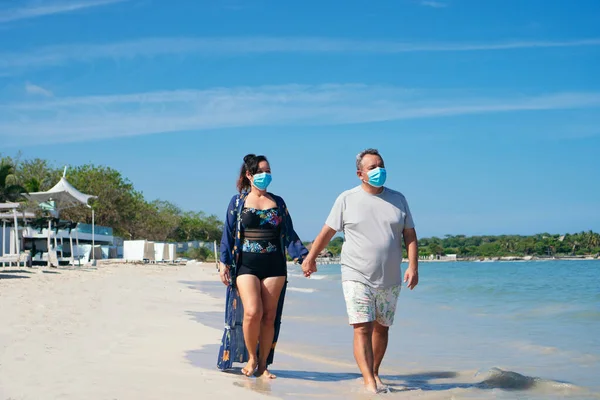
{"left": 1, "top": 0, "right": 599, "bottom": 240}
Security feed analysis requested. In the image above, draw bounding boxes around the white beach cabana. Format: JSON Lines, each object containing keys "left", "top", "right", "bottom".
{"left": 23, "top": 168, "right": 97, "bottom": 267}
{"left": 123, "top": 240, "right": 146, "bottom": 262}
{"left": 0, "top": 202, "right": 22, "bottom": 266}
{"left": 123, "top": 240, "right": 157, "bottom": 262}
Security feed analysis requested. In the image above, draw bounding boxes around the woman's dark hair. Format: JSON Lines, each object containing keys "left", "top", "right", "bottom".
{"left": 237, "top": 154, "right": 268, "bottom": 193}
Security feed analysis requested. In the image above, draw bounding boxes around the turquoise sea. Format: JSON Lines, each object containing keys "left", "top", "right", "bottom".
{"left": 188, "top": 260, "right": 600, "bottom": 399}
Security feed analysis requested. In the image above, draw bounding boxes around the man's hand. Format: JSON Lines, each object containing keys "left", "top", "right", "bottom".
{"left": 219, "top": 263, "right": 231, "bottom": 286}
{"left": 301, "top": 257, "right": 317, "bottom": 278}
{"left": 301, "top": 225, "right": 336, "bottom": 278}
{"left": 404, "top": 266, "right": 419, "bottom": 290}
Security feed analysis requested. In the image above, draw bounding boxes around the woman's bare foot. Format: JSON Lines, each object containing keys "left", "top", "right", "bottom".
{"left": 255, "top": 366, "right": 277, "bottom": 379}
{"left": 241, "top": 359, "right": 258, "bottom": 377}
{"left": 365, "top": 383, "right": 379, "bottom": 394}
{"left": 364, "top": 380, "right": 378, "bottom": 394}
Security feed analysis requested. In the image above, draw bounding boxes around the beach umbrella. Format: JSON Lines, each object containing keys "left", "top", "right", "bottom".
{"left": 23, "top": 168, "right": 97, "bottom": 267}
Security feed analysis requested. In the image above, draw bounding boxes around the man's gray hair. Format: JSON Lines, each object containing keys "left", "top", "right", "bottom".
{"left": 356, "top": 148, "right": 384, "bottom": 170}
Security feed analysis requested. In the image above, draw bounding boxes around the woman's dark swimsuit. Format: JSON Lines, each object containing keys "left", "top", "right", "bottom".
{"left": 237, "top": 207, "right": 286, "bottom": 280}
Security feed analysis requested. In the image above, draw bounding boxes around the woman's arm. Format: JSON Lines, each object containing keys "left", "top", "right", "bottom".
{"left": 219, "top": 195, "right": 238, "bottom": 267}
{"left": 280, "top": 198, "right": 309, "bottom": 263}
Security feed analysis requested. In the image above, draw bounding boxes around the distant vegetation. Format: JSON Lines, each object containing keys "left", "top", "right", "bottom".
{"left": 417, "top": 233, "right": 600, "bottom": 258}
{"left": 315, "top": 232, "right": 600, "bottom": 258}
{"left": 4, "top": 154, "right": 598, "bottom": 260}
{"left": 0, "top": 154, "right": 223, "bottom": 245}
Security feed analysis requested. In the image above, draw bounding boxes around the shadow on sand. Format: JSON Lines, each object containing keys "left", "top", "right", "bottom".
{"left": 185, "top": 281, "right": 582, "bottom": 396}
{"left": 188, "top": 340, "right": 562, "bottom": 394}
{"left": 0, "top": 273, "right": 30, "bottom": 280}
{"left": 274, "top": 368, "right": 571, "bottom": 392}
{"left": 1, "top": 268, "right": 38, "bottom": 279}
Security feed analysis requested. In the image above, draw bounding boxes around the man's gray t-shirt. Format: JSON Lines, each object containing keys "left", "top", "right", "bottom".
{"left": 325, "top": 186, "right": 415, "bottom": 289}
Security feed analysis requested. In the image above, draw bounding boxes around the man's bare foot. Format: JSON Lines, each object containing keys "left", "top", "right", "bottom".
{"left": 255, "top": 366, "right": 277, "bottom": 379}
{"left": 241, "top": 359, "right": 258, "bottom": 377}
{"left": 375, "top": 375, "right": 388, "bottom": 390}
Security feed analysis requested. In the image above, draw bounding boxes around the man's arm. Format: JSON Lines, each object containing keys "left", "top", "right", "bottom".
{"left": 403, "top": 227, "right": 419, "bottom": 290}
{"left": 301, "top": 225, "right": 337, "bottom": 277}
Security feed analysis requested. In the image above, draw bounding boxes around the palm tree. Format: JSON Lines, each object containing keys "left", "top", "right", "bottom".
{"left": 571, "top": 240, "right": 579, "bottom": 256}
{"left": 584, "top": 230, "right": 599, "bottom": 249}
{"left": 23, "top": 177, "right": 41, "bottom": 193}
{"left": 501, "top": 238, "right": 516, "bottom": 253}
{"left": 590, "top": 231, "right": 600, "bottom": 248}
{"left": 0, "top": 163, "right": 27, "bottom": 203}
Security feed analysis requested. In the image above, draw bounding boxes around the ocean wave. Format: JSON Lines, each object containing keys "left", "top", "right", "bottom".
{"left": 563, "top": 310, "right": 600, "bottom": 321}
{"left": 511, "top": 305, "right": 600, "bottom": 323}
{"left": 306, "top": 274, "right": 329, "bottom": 280}
{"left": 287, "top": 271, "right": 336, "bottom": 284}
{"left": 475, "top": 367, "right": 583, "bottom": 394}
{"left": 510, "top": 341, "right": 600, "bottom": 367}
{"left": 512, "top": 341, "right": 561, "bottom": 355}
{"left": 287, "top": 287, "right": 317, "bottom": 293}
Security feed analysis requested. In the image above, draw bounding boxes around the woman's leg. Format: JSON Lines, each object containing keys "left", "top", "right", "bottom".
{"left": 236, "top": 274, "right": 262, "bottom": 376}
{"left": 256, "top": 275, "right": 286, "bottom": 379}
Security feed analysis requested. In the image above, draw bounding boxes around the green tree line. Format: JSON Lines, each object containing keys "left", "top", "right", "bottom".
{"left": 318, "top": 233, "right": 600, "bottom": 258}
{"left": 4, "top": 155, "right": 598, "bottom": 260}
{"left": 418, "top": 233, "right": 600, "bottom": 258}
{"left": 0, "top": 155, "right": 223, "bottom": 245}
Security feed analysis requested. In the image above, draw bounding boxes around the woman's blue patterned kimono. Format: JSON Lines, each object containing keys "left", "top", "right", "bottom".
{"left": 217, "top": 192, "right": 308, "bottom": 370}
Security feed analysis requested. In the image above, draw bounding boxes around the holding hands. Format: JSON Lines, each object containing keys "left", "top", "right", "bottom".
{"left": 301, "top": 256, "right": 317, "bottom": 278}
{"left": 301, "top": 225, "right": 337, "bottom": 278}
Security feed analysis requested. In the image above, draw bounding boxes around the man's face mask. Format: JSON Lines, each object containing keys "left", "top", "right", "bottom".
{"left": 366, "top": 167, "right": 386, "bottom": 188}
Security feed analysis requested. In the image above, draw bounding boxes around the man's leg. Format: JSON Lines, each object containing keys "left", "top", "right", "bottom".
{"left": 372, "top": 321, "right": 389, "bottom": 387}
{"left": 372, "top": 284, "right": 401, "bottom": 387}
{"left": 353, "top": 322, "right": 378, "bottom": 393}
{"left": 343, "top": 281, "right": 379, "bottom": 393}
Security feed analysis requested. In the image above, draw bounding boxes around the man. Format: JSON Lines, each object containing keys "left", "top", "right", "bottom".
{"left": 301, "top": 148, "right": 419, "bottom": 393}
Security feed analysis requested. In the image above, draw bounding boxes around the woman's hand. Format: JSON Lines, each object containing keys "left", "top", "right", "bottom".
{"left": 219, "top": 263, "right": 231, "bottom": 285}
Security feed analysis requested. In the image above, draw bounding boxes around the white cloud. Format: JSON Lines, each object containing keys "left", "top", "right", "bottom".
{"left": 25, "top": 82, "right": 53, "bottom": 97}
{"left": 420, "top": 1, "right": 447, "bottom": 8}
{"left": 0, "top": 0, "right": 128, "bottom": 23}
{"left": 1, "top": 36, "right": 599, "bottom": 73}
{"left": 1, "top": 84, "right": 600, "bottom": 146}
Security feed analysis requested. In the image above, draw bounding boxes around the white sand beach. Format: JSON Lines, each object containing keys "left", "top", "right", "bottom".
{"left": 3, "top": 261, "right": 598, "bottom": 400}
{"left": 0, "top": 263, "right": 269, "bottom": 400}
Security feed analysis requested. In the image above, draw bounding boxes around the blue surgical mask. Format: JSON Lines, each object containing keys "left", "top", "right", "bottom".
{"left": 252, "top": 172, "right": 272, "bottom": 191}
{"left": 367, "top": 167, "right": 386, "bottom": 188}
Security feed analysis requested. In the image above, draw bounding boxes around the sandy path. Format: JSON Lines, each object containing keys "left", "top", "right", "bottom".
{"left": 0, "top": 263, "right": 269, "bottom": 400}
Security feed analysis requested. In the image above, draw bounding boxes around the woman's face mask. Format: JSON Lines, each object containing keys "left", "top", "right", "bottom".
{"left": 252, "top": 172, "right": 272, "bottom": 190}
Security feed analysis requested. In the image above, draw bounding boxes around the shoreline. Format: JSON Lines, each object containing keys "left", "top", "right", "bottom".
{"left": 288, "top": 255, "right": 600, "bottom": 266}
{"left": 3, "top": 260, "right": 598, "bottom": 399}
{"left": 419, "top": 255, "right": 600, "bottom": 262}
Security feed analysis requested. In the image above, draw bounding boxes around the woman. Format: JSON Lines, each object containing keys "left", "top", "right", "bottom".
{"left": 217, "top": 154, "right": 308, "bottom": 379}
